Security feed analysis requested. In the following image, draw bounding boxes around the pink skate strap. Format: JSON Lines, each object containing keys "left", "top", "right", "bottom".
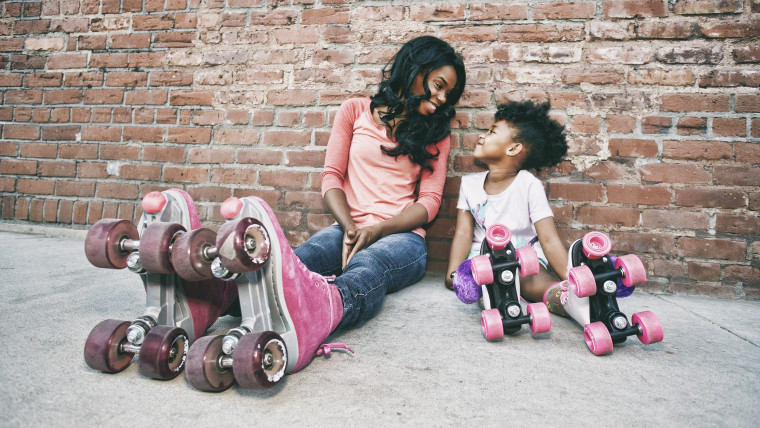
{"left": 169, "top": 188, "right": 201, "bottom": 230}
{"left": 315, "top": 343, "right": 355, "bottom": 357}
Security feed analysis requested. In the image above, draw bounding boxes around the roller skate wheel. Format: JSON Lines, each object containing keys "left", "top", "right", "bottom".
{"left": 138, "top": 326, "right": 189, "bottom": 380}
{"left": 480, "top": 308, "right": 504, "bottom": 341}
{"left": 631, "top": 311, "right": 664, "bottom": 345}
{"left": 568, "top": 265, "right": 597, "bottom": 298}
{"left": 84, "top": 219, "right": 139, "bottom": 269}
{"left": 220, "top": 197, "right": 244, "bottom": 220}
{"left": 526, "top": 302, "right": 551, "bottom": 334}
{"left": 84, "top": 319, "right": 134, "bottom": 373}
{"left": 232, "top": 331, "right": 287, "bottom": 389}
{"left": 139, "top": 222, "right": 186, "bottom": 274}
{"left": 584, "top": 322, "right": 613, "bottom": 356}
{"left": 470, "top": 255, "right": 494, "bottom": 285}
{"left": 216, "top": 217, "right": 271, "bottom": 273}
{"left": 170, "top": 228, "right": 217, "bottom": 281}
{"left": 582, "top": 231, "right": 612, "bottom": 260}
{"left": 516, "top": 246, "right": 540, "bottom": 277}
{"left": 186, "top": 335, "right": 235, "bottom": 392}
{"left": 142, "top": 191, "right": 167, "bottom": 214}
{"left": 485, "top": 224, "right": 512, "bottom": 251}
{"left": 615, "top": 254, "right": 647, "bottom": 287}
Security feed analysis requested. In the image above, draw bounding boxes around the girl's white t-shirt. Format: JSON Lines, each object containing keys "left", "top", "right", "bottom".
{"left": 457, "top": 170, "right": 554, "bottom": 261}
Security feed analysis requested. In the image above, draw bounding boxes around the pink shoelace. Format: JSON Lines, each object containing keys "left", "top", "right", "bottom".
{"left": 315, "top": 343, "right": 355, "bottom": 357}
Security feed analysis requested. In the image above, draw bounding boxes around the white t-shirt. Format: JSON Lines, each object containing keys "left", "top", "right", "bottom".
{"left": 457, "top": 170, "right": 554, "bottom": 262}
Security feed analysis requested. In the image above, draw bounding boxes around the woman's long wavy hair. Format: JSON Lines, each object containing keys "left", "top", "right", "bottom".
{"left": 370, "top": 36, "right": 466, "bottom": 172}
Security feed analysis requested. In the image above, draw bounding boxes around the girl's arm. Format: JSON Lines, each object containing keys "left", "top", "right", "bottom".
{"left": 534, "top": 217, "right": 568, "bottom": 281}
{"left": 445, "top": 208, "right": 475, "bottom": 289}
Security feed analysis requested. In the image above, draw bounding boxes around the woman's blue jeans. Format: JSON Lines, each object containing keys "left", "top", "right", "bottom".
{"left": 294, "top": 225, "right": 427, "bottom": 330}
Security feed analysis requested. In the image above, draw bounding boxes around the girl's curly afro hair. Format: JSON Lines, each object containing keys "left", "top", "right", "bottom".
{"left": 494, "top": 101, "right": 567, "bottom": 171}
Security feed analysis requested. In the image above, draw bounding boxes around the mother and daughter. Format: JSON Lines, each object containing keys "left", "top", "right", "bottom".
{"left": 240, "top": 35, "right": 572, "bottom": 374}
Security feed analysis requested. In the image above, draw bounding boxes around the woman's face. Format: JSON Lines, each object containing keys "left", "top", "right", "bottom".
{"left": 410, "top": 65, "right": 458, "bottom": 116}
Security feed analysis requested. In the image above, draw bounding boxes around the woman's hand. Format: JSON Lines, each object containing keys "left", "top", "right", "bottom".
{"left": 342, "top": 224, "right": 384, "bottom": 269}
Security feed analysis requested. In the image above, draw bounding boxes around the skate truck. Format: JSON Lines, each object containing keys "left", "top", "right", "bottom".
{"left": 455, "top": 224, "right": 552, "bottom": 341}
{"left": 178, "top": 196, "right": 292, "bottom": 392}
{"left": 83, "top": 189, "right": 235, "bottom": 380}
{"left": 563, "top": 231, "right": 664, "bottom": 355}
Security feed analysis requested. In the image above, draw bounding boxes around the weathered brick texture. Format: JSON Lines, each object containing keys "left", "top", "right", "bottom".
{"left": 1, "top": 1, "right": 758, "bottom": 298}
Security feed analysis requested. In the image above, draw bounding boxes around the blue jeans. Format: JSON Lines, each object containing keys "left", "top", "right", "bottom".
{"left": 294, "top": 225, "right": 427, "bottom": 330}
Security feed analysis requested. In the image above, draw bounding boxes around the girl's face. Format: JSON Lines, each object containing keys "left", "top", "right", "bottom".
{"left": 475, "top": 120, "right": 521, "bottom": 161}
{"left": 410, "top": 65, "right": 458, "bottom": 116}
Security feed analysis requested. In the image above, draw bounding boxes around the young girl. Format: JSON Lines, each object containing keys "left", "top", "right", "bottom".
{"left": 285, "top": 36, "right": 466, "bottom": 351}
{"left": 445, "top": 101, "right": 569, "bottom": 315}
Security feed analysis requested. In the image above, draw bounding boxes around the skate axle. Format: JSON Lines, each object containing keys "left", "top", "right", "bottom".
{"left": 608, "top": 324, "right": 640, "bottom": 343}
{"left": 589, "top": 268, "right": 625, "bottom": 285}
{"left": 120, "top": 342, "right": 141, "bottom": 354}
{"left": 501, "top": 313, "right": 530, "bottom": 331}
{"left": 203, "top": 246, "right": 218, "bottom": 260}
{"left": 120, "top": 238, "right": 140, "bottom": 253}
{"left": 218, "top": 355, "right": 233, "bottom": 369}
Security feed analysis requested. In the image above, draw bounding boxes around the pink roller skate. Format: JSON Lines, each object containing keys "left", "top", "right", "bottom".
{"left": 560, "top": 231, "right": 664, "bottom": 356}
{"left": 453, "top": 224, "right": 551, "bottom": 341}
{"left": 83, "top": 189, "right": 237, "bottom": 380}
{"left": 184, "top": 196, "right": 344, "bottom": 392}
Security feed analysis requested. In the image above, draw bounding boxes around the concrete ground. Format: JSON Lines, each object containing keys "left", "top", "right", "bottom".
{"left": 1, "top": 225, "right": 758, "bottom": 427}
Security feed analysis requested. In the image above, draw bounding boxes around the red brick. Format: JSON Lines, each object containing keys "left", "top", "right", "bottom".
{"left": 15, "top": 197, "right": 29, "bottom": 220}
{"left": 662, "top": 140, "right": 733, "bottom": 160}
{"left": 163, "top": 166, "right": 207, "bottom": 183}
{"left": 97, "top": 182, "right": 139, "bottom": 199}
{"left": 259, "top": 170, "right": 308, "bottom": 189}
{"left": 716, "top": 214, "right": 760, "bottom": 235}
{"left": 678, "top": 237, "right": 746, "bottom": 260}
{"left": 5, "top": 90, "right": 43, "bottom": 104}
{"left": 215, "top": 129, "right": 260, "bottom": 145}
{"left": 607, "top": 185, "right": 671, "bottom": 205}
{"left": 609, "top": 138, "right": 658, "bottom": 157}
{"left": 120, "top": 164, "right": 161, "bottom": 180}
{"left": 439, "top": 26, "right": 499, "bottom": 43}
{"left": 627, "top": 68, "right": 695, "bottom": 86}
{"left": 410, "top": 3, "right": 465, "bottom": 21}
{"left": 583, "top": 160, "right": 636, "bottom": 181}
{"left": 688, "top": 262, "right": 721, "bottom": 281}
{"left": 17, "top": 178, "right": 55, "bottom": 195}
{"left": 661, "top": 94, "right": 730, "bottom": 112}
{"left": 188, "top": 147, "right": 234, "bottom": 164}
{"left": 609, "top": 231, "right": 677, "bottom": 255}
{"left": 605, "top": 116, "right": 635, "bottom": 134}
{"left": 562, "top": 69, "right": 623, "bottom": 85}
{"left": 677, "top": 117, "right": 707, "bottom": 135}
{"left": 548, "top": 183, "right": 604, "bottom": 202}
{"left": 167, "top": 127, "right": 211, "bottom": 144}
{"left": 699, "top": 21, "right": 760, "bottom": 38}
{"left": 187, "top": 186, "right": 233, "bottom": 204}
{"left": 724, "top": 265, "right": 760, "bottom": 283}
{"left": 3, "top": 124, "right": 40, "bottom": 140}
{"left": 604, "top": 0, "right": 667, "bottom": 18}
{"left": 77, "top": 162, "right": 109, "bottom": 179}
{"left": 262, "top": 130, "right": 310, "bottom": 147}
{"left": 266, "top": 90, "right": 317, "bottom": 106}
{"left": 100, "top": 144, "right": 140, "bottom": 160}
{"left": 43, "top": 199, "right": 58, "bottom": 222}
{"left": 144, "top": 146, "right": 185, "bottom": 162}
{"left": 736, "top": 95, "right": 760, "bottom": 113}
{"left": 19, "top": 143, "right": 56, "bottom": 158}
{"left": 237, "top": 149, "right": 284, "bottom": 165}
{"left": 569, "top": 115, "right": 601, "bottom": 134}
{"left": 736, "top": 143, "right": 760, "bottom": 163}
{"left": 654, "top": 259, "right": 686, "bottom": 279}
{"left": 641, "top": 116, "right": 672, "bottom": 134}
{"left": 56, "top": 180, "right": 95, "bottom": 197}
{"left": 59, "top": 143, "right": 98, "bottom": 159}
{"left": 577, "top": 205, "right": 639, "bottom": 227}
{"left": 286, "top": 150, "right": 325, "bottom": 167}
{"left": 41, "top": 125, "right": 79, "bottom": 141}
{"left": 500, "top": 24, "right": 583, "bottom": 43}
{"left": 635, "top": 21, "right": 697, "bottom": 39}
{"left": 37, "top": 160, "right": 76, "bottom": 177}
{"left": 699, "top": 70, "right": 760, "bottom": 88}
{"left": 170, "top": 90, "right": 213, "bottom": 106}
{"left": 302, "top": 8, "right": 350, "bottom": 24}
{"left": 733, "top": 45, "right": 760, "bottom": 63}
{"left": 642, "top": 163, "right": 709, "bottom": 184}
{"left": 674, "top": 0, "right": 743, "bottom": 14}
{"left": 675, "top": 188, "right": 745, "bottom": 208}
{"left": 209, "top": 168, "right": 255, "bottom": 185}
{"left": 47, "top": 53, "right": 87, "bottom": 69}
{"left": 534, "top": 2, "right": 595, "bottom": 19}
{"left": 642, "top": 209, "right": 709, "bottom": 230}
{"left": 713, "top": 118, "right": 746, "bottom": 137}
{"left": 123, "top": 126, "right": 164, "bottom": 143}
{"left": 0, "top": 159, "right": 37, "bottom": 175}
{"left": 713, "top": 166, "right": 760, "bottom": 186}
{"left": 83, "top": 89, "right": 124, "bottom": 104}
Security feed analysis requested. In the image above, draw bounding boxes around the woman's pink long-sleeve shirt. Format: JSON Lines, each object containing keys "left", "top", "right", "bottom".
{"left": 321, "top": 97, "right": 450, "bottom": 239}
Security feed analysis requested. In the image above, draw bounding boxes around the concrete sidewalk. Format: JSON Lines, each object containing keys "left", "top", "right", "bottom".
{"left": 1, "top": 227, "right": 758, "bottom": 427}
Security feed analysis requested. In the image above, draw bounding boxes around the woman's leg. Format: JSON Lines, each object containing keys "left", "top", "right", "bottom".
{"left": 333, "top": 232, "right": 427, "bottom": 329}
{"left": 294, "top": 225, "right": 344, "bottom": 277}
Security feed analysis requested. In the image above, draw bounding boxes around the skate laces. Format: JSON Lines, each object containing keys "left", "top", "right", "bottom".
{"left": 559, "top": 282, "right": 570, "bottom": 304}
{"left": 315, "top": 343, "right": 355, "bottom": 357}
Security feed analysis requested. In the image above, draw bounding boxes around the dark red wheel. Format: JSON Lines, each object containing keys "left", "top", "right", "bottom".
{"left": 139, "top": 222, "right": 185, "bottom": 274}
{"left": 186, "top": 335, "right": 234, "bottom": 392}
{"left": 170, "top": 228, "right": 217, "bottom": 281}
{"left": 138, "top": 326, "right": 189, "bottom": 380}
{"left": 232, "top": 331, "right": 287, "bottom": 389}
{"left": 84, "top": 219, "right": 138, "bottom": 269}
{"left": 84, "top": 319, "right": 134, "bottom": 373}
{"left": 216, "top": 218, "right": 271, "bottom": 273}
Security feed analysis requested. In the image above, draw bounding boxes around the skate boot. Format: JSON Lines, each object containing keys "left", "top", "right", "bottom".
{"left": 185, "top": 196, "right": 345, "bottom": 392}
{"left": 453, "top": 224, "right": 551, "bottom": 341}
{"left": 560, "top": 231, "right": 663, "bottom": 355}
{"left": 83, "top": 189, "right": 237, "bottom": 380}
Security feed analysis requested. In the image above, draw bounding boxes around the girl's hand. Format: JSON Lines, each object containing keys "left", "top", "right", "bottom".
{"left": 343, "top": 224, "right": 384, "bottom": 268}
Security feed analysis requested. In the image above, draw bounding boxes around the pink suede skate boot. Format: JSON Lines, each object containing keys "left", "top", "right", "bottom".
{"left": 185, "top": 196, "right": 346, "bottom": 392}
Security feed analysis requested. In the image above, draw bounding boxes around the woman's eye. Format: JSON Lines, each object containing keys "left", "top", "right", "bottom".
{"left": 435, "top": 83, "right": 442, "bottom": 90}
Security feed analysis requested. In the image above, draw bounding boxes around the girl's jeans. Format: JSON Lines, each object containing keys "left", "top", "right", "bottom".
{"left": 294, "top": 225, "right": 427, "bottom": 330}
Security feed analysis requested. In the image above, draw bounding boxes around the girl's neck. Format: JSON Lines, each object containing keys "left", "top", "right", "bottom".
{"left": 484, "top": 167, "right": 520, "bottom": 195}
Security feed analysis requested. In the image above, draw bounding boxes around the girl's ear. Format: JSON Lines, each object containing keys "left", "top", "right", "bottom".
{"left": 505, "top": 142, "right": 523, "bottom": 157}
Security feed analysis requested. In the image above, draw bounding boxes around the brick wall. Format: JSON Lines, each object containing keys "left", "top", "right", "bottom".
{"left": 1, "top": 0, "right": 758, "bottom": 299}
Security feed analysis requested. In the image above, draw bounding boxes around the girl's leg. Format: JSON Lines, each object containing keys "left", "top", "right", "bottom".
{"left": 294, "top": 225, "right": 344, "bottom": 277}
{"left": 334, "top": 232, "right": 427, "bottom": 329}
{"left": 519, "top": 265, "right": 560, "bottom": 303}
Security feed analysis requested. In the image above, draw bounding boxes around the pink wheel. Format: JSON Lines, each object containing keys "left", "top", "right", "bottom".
{"left": 582, "top": 231, "right": 612, "bottom": 260}
{"left": 615, "top": 254, "right": 647, "bottom": 287}
{"left": 84, "top": 219, "right": 138, "bottom": 269}
{"left": 138, "top": 326, "right": 189, "bottom": 380}
{"left": 485, "top": 224, "right": 511, "bottom": 251}
{"left": 142, "top": 191, "right": 167, "bottom": 214}
{"left": 170, "top": 228, "right": 217, "bottom": 281}
{"left": 216, "top": 218, "right": 271, "bottom": 273}
{"left": 584, "top": 322, "right": 613, "bottom": 356}
{"left": 568, "top": 265, "right": 597, "bottom": 298}
{"left": 186, "top": 335, "right": 234, "bottom": 392}
{"left": 631, "top": 311, "right": 664, "bottom": 345}
{"left": 470, "top": 255, "right": 493, "bottom": 285}
{"left": 84, "top": 319, "right": 134, "bottom": 373}
{"left": 139, "top": 222, "right": 186, "bottom": 274}
{"left": 232, "top": 331, "right": 287, "bottom": 389}
{"left": 526, "top": 302, "right": 551, "bottom": 334}
{"left": 480, "top": 308, "right": 504, "bottom": 341}
{"left": 516, "top": 246, "right": 540, "bottom": 277}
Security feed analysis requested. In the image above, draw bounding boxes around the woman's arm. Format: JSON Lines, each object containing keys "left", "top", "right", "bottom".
{"left": 445, "top": 209, "right": 475, "bottom": 289}
{"left": 534, "top": 216, "right": 568, "bottom": 281}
